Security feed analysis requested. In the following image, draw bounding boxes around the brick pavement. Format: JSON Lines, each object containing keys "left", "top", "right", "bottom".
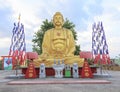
{"left": 0, "top": 70, "right": 120, "bottom": 92}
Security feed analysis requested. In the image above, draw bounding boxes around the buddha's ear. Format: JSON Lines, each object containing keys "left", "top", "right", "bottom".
{"left": 52, "top": 19, "right": 55, "bottom": 26}
{"left": 62, "top": 18, "right": 64, "bottom": 25}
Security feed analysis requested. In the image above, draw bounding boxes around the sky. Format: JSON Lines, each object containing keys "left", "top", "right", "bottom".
{"left": 0, "top": 0, "right": 120, "bottom": 58}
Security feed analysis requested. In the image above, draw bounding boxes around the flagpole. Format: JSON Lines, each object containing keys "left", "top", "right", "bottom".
{"left": 16, "top": 14, "right": 21, "bottom": 76}
{"left": 8, "top": 13, "right": 26, "bottom": 78}
{"left": 92, "top": 21, "right": 111, "bottom": 76}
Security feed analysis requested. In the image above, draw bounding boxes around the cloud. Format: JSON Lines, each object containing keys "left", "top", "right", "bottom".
{"left": 0, "top": 0, "right": 10, "bottom": 9}
{"left": 97, "top": 0, "right": 120, "bottom": 58}
{"left": 76, "top": 19, "right": 93, "bottom": 52}
{"left": 0, "top": 0, "right": 120, "bottom": 58}
{"left": 76, "top": 0, "right": 120, "bottom": 58}
{"left": 0, "top": 37, "right": 10, "bottom": 48}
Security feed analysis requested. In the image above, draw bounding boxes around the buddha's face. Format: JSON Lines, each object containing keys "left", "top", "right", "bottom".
{"left": 53, "top": 13, "right": 64, "bottom": 27}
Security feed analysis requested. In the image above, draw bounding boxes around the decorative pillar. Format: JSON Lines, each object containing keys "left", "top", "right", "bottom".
{"left": 39, "top": 63, "right": 46, "bottom": 78}
{"left": 73, "top": 63, "right": 79, "bottom": 78}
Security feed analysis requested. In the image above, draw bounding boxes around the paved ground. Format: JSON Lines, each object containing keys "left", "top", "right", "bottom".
{"left": 0, "top": 70, "right": 120, "bottom": 92}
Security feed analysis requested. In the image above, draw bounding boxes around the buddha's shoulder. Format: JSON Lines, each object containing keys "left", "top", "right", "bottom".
{"left": 45, "top": 28, "right": 54, "bottom": 34}
{"left": 45, "top": 28, "right": 72, "bottom": 34}
{"left": 63, "top": 28, "right": 72, "bottom": 34}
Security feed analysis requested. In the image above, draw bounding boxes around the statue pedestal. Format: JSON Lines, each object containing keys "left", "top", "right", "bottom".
{"left": 21, "top": 66, "right": 98, "bottom": 77}
{"left": 53, "top": 64, "right": 64, "bottom": 78}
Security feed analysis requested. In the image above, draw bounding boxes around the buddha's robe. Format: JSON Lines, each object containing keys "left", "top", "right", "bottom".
{"left": 34, "top": 28, "right": 84, "bottom": 67}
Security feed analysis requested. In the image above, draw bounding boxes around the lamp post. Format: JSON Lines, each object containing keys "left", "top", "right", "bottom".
{"left": 15, "top": 56, "right": 19, "bottom": 76}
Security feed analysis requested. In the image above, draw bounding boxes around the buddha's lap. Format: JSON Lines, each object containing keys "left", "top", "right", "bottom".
{"left": 34, "top": 56, "right": 84, "bottom": 63}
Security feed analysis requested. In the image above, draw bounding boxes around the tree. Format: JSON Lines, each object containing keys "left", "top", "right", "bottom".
{"left": 0, "top": 60, "right": 2, "bottom": 70}
{"left": 32, "top": 19, "right": 80, "bottom": 55}
{"left": 115, "top": 54, "right": 120, "bottom": 66}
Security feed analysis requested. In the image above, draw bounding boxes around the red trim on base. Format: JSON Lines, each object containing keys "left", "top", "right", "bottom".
{"left": 8, "top": 80, "right": 111, "bottom": 85}
{"left": 21, "top": 67, "right": 97, "bottom": 77}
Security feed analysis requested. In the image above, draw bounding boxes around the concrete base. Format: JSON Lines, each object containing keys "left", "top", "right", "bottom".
{"left": 94, "top": 73, "right": 111, "bottom": 77}
{"left": 7, "top": 74, "right": 25, "bottom": 79}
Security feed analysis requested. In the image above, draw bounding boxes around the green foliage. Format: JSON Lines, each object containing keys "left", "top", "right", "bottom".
{"left": 0, "top": 60, "right": 2, "bottom": 70}
{"left": 74, "top": 45, "right": 81, "bottom": 55}
{"left": 32, "top": 19, "right": 80, "bottom": 55}
{"left": 87, "top": 59, "right": 94, "bottom": 65}
{"left": 115, "top": 54, "right": 120, "bottom": 66}
{"left": 32, "top": 19, "right": 53, "bottom": 55}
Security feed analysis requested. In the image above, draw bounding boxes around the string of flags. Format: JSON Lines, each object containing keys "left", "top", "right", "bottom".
{"left": 9, "top": 15, "right": 26, "bottom": 68}
{"left": 92, "top": 21, "right": 111, "bottom": 64}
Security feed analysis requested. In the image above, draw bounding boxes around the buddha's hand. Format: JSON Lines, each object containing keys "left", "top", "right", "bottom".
{"left": 65, "top": 54, "right": 74, "bottom": 57}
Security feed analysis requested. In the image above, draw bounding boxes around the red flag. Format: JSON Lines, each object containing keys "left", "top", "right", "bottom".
{"left": 101, "top": 54, "right": 107, "bottom": 64}
{"left": 107, "top": 56, "right": 111, "bottom": 64}
{"left": 102, "top": 54, "right": 111, "bottom": 64}
{"left": 94, "top": 54, "right": 100, "bottom": 64}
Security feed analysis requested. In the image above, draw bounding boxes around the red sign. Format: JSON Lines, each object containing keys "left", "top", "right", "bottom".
{"left": 81, "top": 60, "right": 93, "bottom": 78}
{"left": 25, "top": 62, "right": 37, "bottom": 78}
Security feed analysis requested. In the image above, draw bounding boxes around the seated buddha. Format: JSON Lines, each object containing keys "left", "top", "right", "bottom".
{"left": 33, "top": 12, "right": 84, "bottom": 67}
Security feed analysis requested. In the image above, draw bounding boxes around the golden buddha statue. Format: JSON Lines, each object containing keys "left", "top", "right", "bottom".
{"left": 33, "top": 12, "right": 84, "bottom": 67}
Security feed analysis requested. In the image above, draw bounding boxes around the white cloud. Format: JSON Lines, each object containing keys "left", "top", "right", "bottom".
{"left": 92, "top": 1, "right": 120, "bottom": 58}
{"left": 76, "top": 0, "right": 120, "bottom": 58}
{"left": 0, "top": 0, "right": 10, "bottom": 9}
{"left": 0, "top": 37, "right": 11, "bottom": 48}
{"left": 0, "top": 0, "right": 120, "bottom": 58}
{"left": 77, "top": 31, "right": 91, "bottom": 51}
{"left": 26, "top": 39, "right": 32, "bottom": 45}
{"left": 4, "top": 0, "right": 70, "bottom": 38}
{"left": 76, "top": 19, "right": 93, "bottom": 52}
{"left": 0, "top": 0, "right": 44, "bottom": 39}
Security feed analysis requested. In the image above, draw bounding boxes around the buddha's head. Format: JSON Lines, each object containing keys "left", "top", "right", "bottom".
{"left": 53, "top": 12, "right": 64, "bottom": 27}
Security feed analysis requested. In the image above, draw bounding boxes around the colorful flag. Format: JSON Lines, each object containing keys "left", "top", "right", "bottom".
{"left": 92, "top": 22, "right": 111, "bottom": 65}
{"left": 9, "top": 17, "right": 26, "bottom": 68}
